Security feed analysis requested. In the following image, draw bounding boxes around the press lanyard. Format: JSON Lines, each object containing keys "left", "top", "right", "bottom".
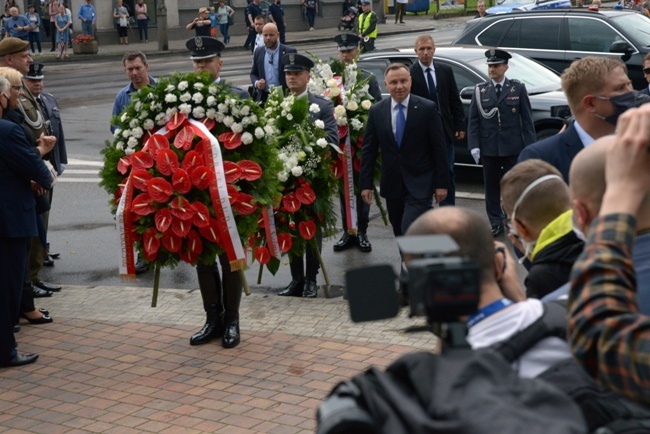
{"left": 467, "top": 298, "right": 514, "bottom": 328}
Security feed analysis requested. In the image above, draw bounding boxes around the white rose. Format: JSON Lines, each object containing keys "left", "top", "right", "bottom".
{"left": 131, "top": 127, "right": 144, "bottom": 139}
{"left": 193, "top": 106, "right": 206, "bottom": 119}
{"left": 165, "top": 94, "right": 177, "bottom": 103}
{"left": 316, "top": 138, "right": 328, "bottom": 148}
{"left": 180, "top": 92, "right": 192, "bottom": 103}
{"left": 314, "top": 120, "right": 325, "bottom": 129}
{"left": 223, "top": 116, "right": 234, "bottom": 127}
{"left": 143, "top": 119, "right": 154, "bottom": 130}
{"left": 330, "top": 87, "right": 341, "bottom": 97}
{"left": 127, "top": 136, "right": 138, "bottom": 148}
{"left": 121, "top": 129, "right": 131, "bottom": 138}
{"left": 194, "top": 82, "right": 205, "bottom": 89}
{"left": 139, "top": 110, "right": 149, "bottom": 120}
{"left": 286, "top": 113, "right": 293, "bottom": 121}
{"left": 240, "top": 105, "right": 250, "bottom": 116}
{"left": 346, "top": 101, "right": 359, "bottom": 111}
{"left": 241, "top": 132, "right": 253, "bottom": 144}
{"left": 278, "top": 171, "right": 288, "bottom": 182}
{"left": 215, "top": 113, "right": 225, "bottom": 122}
{"left": 334, "top": 105, "right": 347, "bottom": 118}
{"left": 291, "top": 166, "right": 303, "bottom": 177}
{"left": 231, "top": 123, "right": 243, "bottom": 133}
{"left": 287, "top": 157, "right": 298, "bottom": 168}
{"left": 165, "top": 107, "right": 178, "bottom": 117}
{"left": 218, "top": 103, "right": 228, "bottom": 113}
{"left": 309, "top": 103, "right": 320, "bottom": 113}
{"left": 254, "top": 127, "right": 265, "bottom": 139}
{"left": 361, "top": 100, "right": 372, "bottom": 110}
{"left": 278, "top": 152, "right": 287, "bottom": 162}
{"left": 179, "top": 103, "right": 192, "bottom": 115}
{"left": 207, "top": 96, "right": 217, "bottom": 107}
{"left": 155, "top": 113, "right": 166, "bottom": 125}
{"left": 209, "top": 85, "right": 217, "bottom": 94}
{"left": 129, "top": 119, "right": 139, "bottom": 129}
{"left": 165, "top": 85, "right": 175, "bottom": 92}
{"left": 231, "top": 107, "right": 240, "bottom": 117}
{"left": 192, "top": 93, "right": 204, "bottom": 104}
{"left": 113, "top": 128, "right": 122, "bottom": 138}
{"left": 206, "top": 108, "right": 217, "bottom": 119}
{"left": 125, "top": 148, "right": 135, "bottom": 155}
{"left": 327, "top": 78, "right": 339, "bottom": 88}
{"left": 178, "top": 81, "right": 189, "bottom": 91}
{"left": 115, "top": 141, "right": 124, "bottom": 150}
{"left": 264, "top": 125, "right": 275, "bottom": 136}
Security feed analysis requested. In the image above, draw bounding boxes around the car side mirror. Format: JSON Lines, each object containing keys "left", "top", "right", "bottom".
{"left": 609, "top": 40, "right": 635, "bottom": 62}
{"left": 460, "top": 86, "right": 475, "bottom": 100}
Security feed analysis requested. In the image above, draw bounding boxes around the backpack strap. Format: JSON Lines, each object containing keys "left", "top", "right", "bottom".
{"left": 491, "top": 300, "right": 568, "bottom": 364}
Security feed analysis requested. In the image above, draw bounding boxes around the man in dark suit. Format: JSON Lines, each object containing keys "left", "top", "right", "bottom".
{"left": 250, "top": 22, "right": 296, "bottom": 105}
{"left": 468, "top": 49, "right": 535, "bottom": 237}
{"left": 410, "top": 34, "right": 465, "bottom": 207}
{"left": 331, "top": 33, "right": 381, "bottom": 253}
{"left": 360, "top": 62, "right": 449, "bottom": 238}
{"left": 518, "top": 57, "right": 634, "bottom": 182}
{"left": 278, "top": 53, "right": 339, "bottom": 299}
{"left": 641, "top": 53, "right": 650, "bottom": 95}
{"left": 0, "top": 75, "right": 53, "bottom": 367}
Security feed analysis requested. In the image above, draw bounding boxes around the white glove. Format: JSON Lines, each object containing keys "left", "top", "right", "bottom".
{"left": 471, "top": 148, "right": 480, "bottom": 165}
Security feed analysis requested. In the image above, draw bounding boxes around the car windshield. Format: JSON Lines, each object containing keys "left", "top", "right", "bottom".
{"left": 496, "top": 0, "right": 527, "bottom": 6}
{"left": 466, "top": 55, "right": 561, "bottom": 93}
{"left": 609, "top": 13, "right": 650, "bottom": 47}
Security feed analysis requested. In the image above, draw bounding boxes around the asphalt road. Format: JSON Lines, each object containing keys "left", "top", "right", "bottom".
{"left": 39, "top": 29, "right": 497, "bottom": 292}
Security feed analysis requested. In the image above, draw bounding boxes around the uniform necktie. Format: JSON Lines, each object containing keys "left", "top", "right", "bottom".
{"left": 496, "top": 84, "right": 502, "bottom": 99}
{"left": 425, "top": 67, "right": 438, "bottom": 108}
{"left": 37, "top": 95, "right": 45, "bottom": 112}
{"left": 396, "top": 103, "right": 405, "bottom": 148}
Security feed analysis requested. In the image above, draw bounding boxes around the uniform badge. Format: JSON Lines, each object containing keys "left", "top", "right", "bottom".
{"left": 489, "top": 49, "right": 495, "bottom": 57}
{"left": 341, "top": 34, "right": 347, "bottom": 43}
{"left": 510, "top": 86, "right": 515, "bottom": 93}
{"left": 512, "top": 108, "right": 516, "bottom": 113}
{"left": 195, "top": 36, "right": 203, "bottom": 48}
{"left": 289, "top": 53, "right": 295, "bottom": 64}
{"left": 481, "top": 87, "right": 486, "bottom": 93}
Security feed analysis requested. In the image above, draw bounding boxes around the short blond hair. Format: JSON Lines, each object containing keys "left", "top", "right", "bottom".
{"left": 0, "top": 66, "right": 23, "bottom": 85}
{"left": 414, "top": 34, "right": 434, "bottom": 48}
{"left": 561, "top": 57, "right": 626, "bottom": 114}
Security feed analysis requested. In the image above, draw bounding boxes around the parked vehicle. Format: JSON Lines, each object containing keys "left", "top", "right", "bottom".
{"left": 358, "top": 46, "right": 570, "bottom": 166}
{"left": 453, "top": 9, "right": 650, "bottom": 89}
{"left": 486, "top": 0, "right": 572, "bottom": 15}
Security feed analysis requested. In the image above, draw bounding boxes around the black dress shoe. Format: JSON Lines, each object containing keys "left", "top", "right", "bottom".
{"left": 357, "top": 233, "right": 372, "bottom": 253}
{"left": 49, "top": 252, "right": 60, "bottom": 259}
{"left": 1, "top": 353, "right": 39, "bottom": 367}
{"left": 33, "top": 281, "right": 61, "bottom": 292}
{"left": 222, "top": 319, "right": 240, "bottom": 348}
{"left": 13, "top": 324, "right": 20, "bottom": 333}
{"left": 21, "top": 312, "right": 53, "bottom": 324}
{"left": 43, "top": 255, "right": 54, "bottom": 267}
{"left": 32, "top": 285, "right": 52, "bottom": 298}
{"left": 303, "top": 280, "right": 318, "bottom": 298}
{"left": 333, "top": 233, "right": 357, "bottom": 252}
{"left": 190, "top": 305, "right": 223, "bottom": 346}
{"left": 278, "top": 279, "right": 304, "bottom": 297}
{"left": 135, "top": 256, "right": 149, "bottom": 275}
{"left": 491, "top": 225, "right": 504, "bottom": 237}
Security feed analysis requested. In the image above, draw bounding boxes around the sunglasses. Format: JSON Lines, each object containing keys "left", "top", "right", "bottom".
{"left": 644, "top": 68, "right": 650, "bottom": 75}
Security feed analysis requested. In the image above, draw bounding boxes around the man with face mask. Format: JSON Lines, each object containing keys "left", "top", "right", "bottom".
{"left": 518, "top": 57, "right": 635, "bottom": 182}
{"left": 500, "top": 159, "right": 584, "bottom": 299}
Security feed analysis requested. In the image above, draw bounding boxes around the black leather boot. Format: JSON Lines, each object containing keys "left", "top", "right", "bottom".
{"left": 221, "top": 257, "right": 242, "bottom": 349}
{"left": 279, "top": 258, "right": 305, "bottom": 296}
{"left": 222, "top": 314, "right": 240, "bottom": 349}
{"left": 303, "top": 279, "right": 318, "bottom": 298}
{"left": 190, "top": 304, "right": 223, "bottom": 345}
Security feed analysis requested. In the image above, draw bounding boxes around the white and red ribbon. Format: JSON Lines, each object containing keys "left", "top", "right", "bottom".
{"left": 341, "top": 133, "right": 358, "bottom": 235}
{"left": 262, "top": 206, "right": 280, "bottom": 258}
{"left": 116, "top": 173, "right": 136, "bottom": 280}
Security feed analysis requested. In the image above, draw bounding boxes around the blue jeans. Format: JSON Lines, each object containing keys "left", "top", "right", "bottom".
{"left": 439, "top": 138, "right": 456, "bottom": 206}
{"left": 219, "top": 23, "right": 229, "bottom": 43}
{"left": 137, "top": 19, "right": 148, "bottom": 41}
{"left": 81, "top": 20, "right": 94, "bottom": 36}
{"left": 306, "top": 8, "right": 316, "bottom": 27}
{"left": 28, "top": 31, "right": 41, "bottom": 53}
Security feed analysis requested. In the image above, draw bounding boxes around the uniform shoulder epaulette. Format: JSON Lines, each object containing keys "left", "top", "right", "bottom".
{"left": 509, "top": 79, "right": 522, "bottom": 84}
{"left": 478, "top": 81, "right": 489, "bottom": 87}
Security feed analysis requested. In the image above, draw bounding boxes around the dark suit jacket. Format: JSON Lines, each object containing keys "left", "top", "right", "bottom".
{"left": 360, "top": 94, "right": 449, "bottom": 200}
{"left": 517, "top": 121, "right": 583, "bottom": 183}
{"left": 0, "top": 118, "right": 51, "bottom": 239}
{"left": 39, "top": 92, "right": 68, "bottom": 176}
{"left": 250, "top": 43, "right": 297, "bottom": 102}
{"left": 641, "top": 87, "right": 650, "bottom": 96}
{"left": 410, "top": 61, "right": 465, "bottom": 143}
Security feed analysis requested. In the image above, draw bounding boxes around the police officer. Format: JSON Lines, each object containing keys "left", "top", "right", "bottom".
{"left": 356, "top": 0, "right": 377, "bottom": 54}
{"left": 467, "top": 49, "right": 535, "bottom": 237}
{"left": 185, "top": 36, "right": 248, "bottom": 349}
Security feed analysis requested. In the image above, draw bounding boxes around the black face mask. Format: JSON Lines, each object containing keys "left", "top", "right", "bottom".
{"left": 594, "top": 91, "right": 636, "bottom": 125}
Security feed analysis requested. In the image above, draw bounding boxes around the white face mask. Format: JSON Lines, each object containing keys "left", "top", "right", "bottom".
{"left": 509, "top": 174, "right": 563, "bottom": 263}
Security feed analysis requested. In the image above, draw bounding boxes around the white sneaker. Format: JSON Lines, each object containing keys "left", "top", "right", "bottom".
{"left": 309, "top": 27, "right": 314, "bottom": 31}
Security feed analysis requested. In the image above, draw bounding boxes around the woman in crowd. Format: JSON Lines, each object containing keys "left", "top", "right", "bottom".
{"left": 113, "top": 0, "right": 130, "bottom": 45}
{"left": 217, "top": 0, "right": 234, "bottom": 44}
{"left": 55, "top": 4, "right": 70, "bottom": 59}
{"left": 26, "top": 4, "right": 42, "bottom": 54}
{"left": 135, "top": 0, "right": 148, "bottom": 43}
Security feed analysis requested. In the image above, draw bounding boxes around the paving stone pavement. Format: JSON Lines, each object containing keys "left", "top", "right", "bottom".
{"left": 0, "top": 285, "right": 438, "bottom": 433}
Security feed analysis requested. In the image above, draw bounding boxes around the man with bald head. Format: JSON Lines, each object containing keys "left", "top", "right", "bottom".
{"left": 250, "top": 22, "right": 296, "bottom": 104}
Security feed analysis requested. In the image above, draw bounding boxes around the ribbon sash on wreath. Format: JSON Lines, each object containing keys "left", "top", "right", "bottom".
{"left": 262, "top": 206, "right": 280, "bottom": 259}
{"left": 117, "top": 173, "right": 136, "bottom": 280}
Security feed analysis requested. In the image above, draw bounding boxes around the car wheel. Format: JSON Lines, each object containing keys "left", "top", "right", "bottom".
{"left": 535, "top": 127, "right": 561, "bottom": 141}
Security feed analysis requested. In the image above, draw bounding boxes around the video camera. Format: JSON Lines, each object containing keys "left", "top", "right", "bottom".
{"left": 345, "top": 234, "right": 481, "bottom": 348}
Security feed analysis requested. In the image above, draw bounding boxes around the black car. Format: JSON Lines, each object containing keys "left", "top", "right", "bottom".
{"left": 358, "top": 46, "right": 569, "bottom": 166}
{"left": 453, "top": 9, "right": 650, "bottom": 90}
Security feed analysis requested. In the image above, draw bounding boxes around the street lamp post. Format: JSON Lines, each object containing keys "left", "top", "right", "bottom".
{"left": 378, "top": 0, "right": 386, "bottom": 23}
{"left": 157, "top": 0, "right": 169, "bottom": 51}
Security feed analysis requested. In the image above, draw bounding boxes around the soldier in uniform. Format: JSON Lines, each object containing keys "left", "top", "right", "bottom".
{"left": 332, "top": 33, "right": 381, "bottom": 253}
{"left": 186, "top": 36, "right": 248, "bottom": 349}
{"left": 467, "top": 49, "right": 535, "bottom": 237}
{"left": 278, "top": 53, "right": 339, "bottom": 299}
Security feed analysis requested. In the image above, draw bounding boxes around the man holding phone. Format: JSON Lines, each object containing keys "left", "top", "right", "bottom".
{"left": 4, "top": 7, "right": 30, "bottom": 41}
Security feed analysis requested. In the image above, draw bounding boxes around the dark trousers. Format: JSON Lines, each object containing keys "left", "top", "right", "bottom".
{"left": 386, "top": 194, "right": 433, "bottom": 237}
{"left": 50, "top": 21, "right": 57, "bottom": 49}
{"left": 482, "top": 155, "right": 518, "bottom": 226}
{"left": 289, "top": 232, "right": 322, "bottom": 281}
{"left": 244, "top": 26, "right": 256, "bottom": 49}
{"left": 360, "top": 37, "right": 375, "bottom": 53}
{"left": 439, "top": 137, "right": 456, "bottom": 207}
{"left": 28, "top": 31, "right": 41, "bottom": 53}
{"left": 395, "top": 2, "right": 406, "bottom": 21}
{"left": 137, "top": 19, "right": 148, "bottom": 41}
{"left": 196, "top": 254, "right": 242, "bottom": 322}
{"left": 306, "top": 8, "right": 316, "bottom": 27}
{"left": 0, "top": 237, "right": 30, "bottom": 363}
{"left": 219, "top": 23, "right": 230, "bottom": 43}
{"left": 338, "top": 191, "right": 370, "bottom": 234}
{"left": 277, "top": 24, "right": 286, "bottom": 44}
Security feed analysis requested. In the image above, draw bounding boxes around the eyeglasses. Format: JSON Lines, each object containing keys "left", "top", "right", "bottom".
{"left": 644, "top": 68, "right": 650, "bottom": 75}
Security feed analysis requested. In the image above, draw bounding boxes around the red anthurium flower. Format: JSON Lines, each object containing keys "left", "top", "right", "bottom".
{"left": 232, "top": 193, "right": 257, "bottom": 215}
{"left": 143, "top": 249, "right": 157, "bottom": 262}
{"left": 218, "top": 132, "right": 243, "bottom": 150}
{"left": 356, "top": 134, "right": 364, "bottom": 149}
{"left": 353, "top": 157, "right": 361, "bottom": 173}
{"left": 172, "top": 217, "right": 192, "bottom": 238}
{"left": 277, "top": 232, "right": 292, "bottom": 253}
{"left": 199, "top": 218, "right": 221, "bottom": 243}
{"left": 295, "top": 185, "right": 316, "bottom": 205}
{"left": 145, "top": 134, "right": 170, "bottom": 157}
{"left": 181, "top": 150, "right": 204, "bottom": 171}
{"left": 117, "top": 155, "right": 131, "bottom": 175}
{"left": 146, "top": 177, "right": 174, "bottom": 203}
{"left": 166, "top": 112, "right": 187, "bottom": 131}
{"left": 186, "top": 230, "right": 203, "bottom": 254}
{"left": 254, "top": 246, "right": 271, "bottom": 264}
{"left": 143, "top": 227, "right": 160, "bottom": 256}
{"left": 162, "top": 231, "right": 182, "bottom": 253}
{"left": 173, "top": 125, "right": 194, "bottom": 150}
{"left": 201, "top": 118, "right": 216, "bottom": 131}
{"left": 282, "top": 193, "right": 300, "bottom": 213}
{"left": 223, "top": 160, "right": 242, "bottom": 183}
{"left": 191, "top": 166, "right": 212, "bottom": 190}
{"left": 194, "top": 141, "right": 204, "bottom": 155}
{"left": 179, "top": 249, "right": 197, "bottom": 264}
{"left": 131, "top": 226, "right": 142, "bottom": 242}
{"left": 131, "top": 193, "right": 156, "bottom": 216}
{"left": 331, "top": 160, "right": 343, "bottom": 179}
{"left": 227, "top": 184, "right": 240, "bottom": 204}
{"left": 172, "top": 169, "right": 192, "bottom": 194}
{"left": 131, "top": 169, "right": 153, "bottom": 192}
{"left": 238, "top": 160, "right": 263, "bottom": 181}
{"left": 191, "top": 201, "right": 210, "bottom": 228}
{"left": 170, "top": 196, "right": 194, "bottom": 220}
{"left": 154, "top": 207, "right": 172, "bottom": 232}
{"left": 131, "top": 151, "right": 154, "bottom": 171}
{"left": 156, "top": 149, "right": 180, "bottom": 176}
{"left": 338, "top": 125, "right": 349, "bottom": 140}
{"left": 299, "top": 220, "right": 317, "bottom": 240}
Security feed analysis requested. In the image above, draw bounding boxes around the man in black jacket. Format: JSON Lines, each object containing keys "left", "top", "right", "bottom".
{"left": 409, "top": 34, "right": 464, "bottom": 206}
